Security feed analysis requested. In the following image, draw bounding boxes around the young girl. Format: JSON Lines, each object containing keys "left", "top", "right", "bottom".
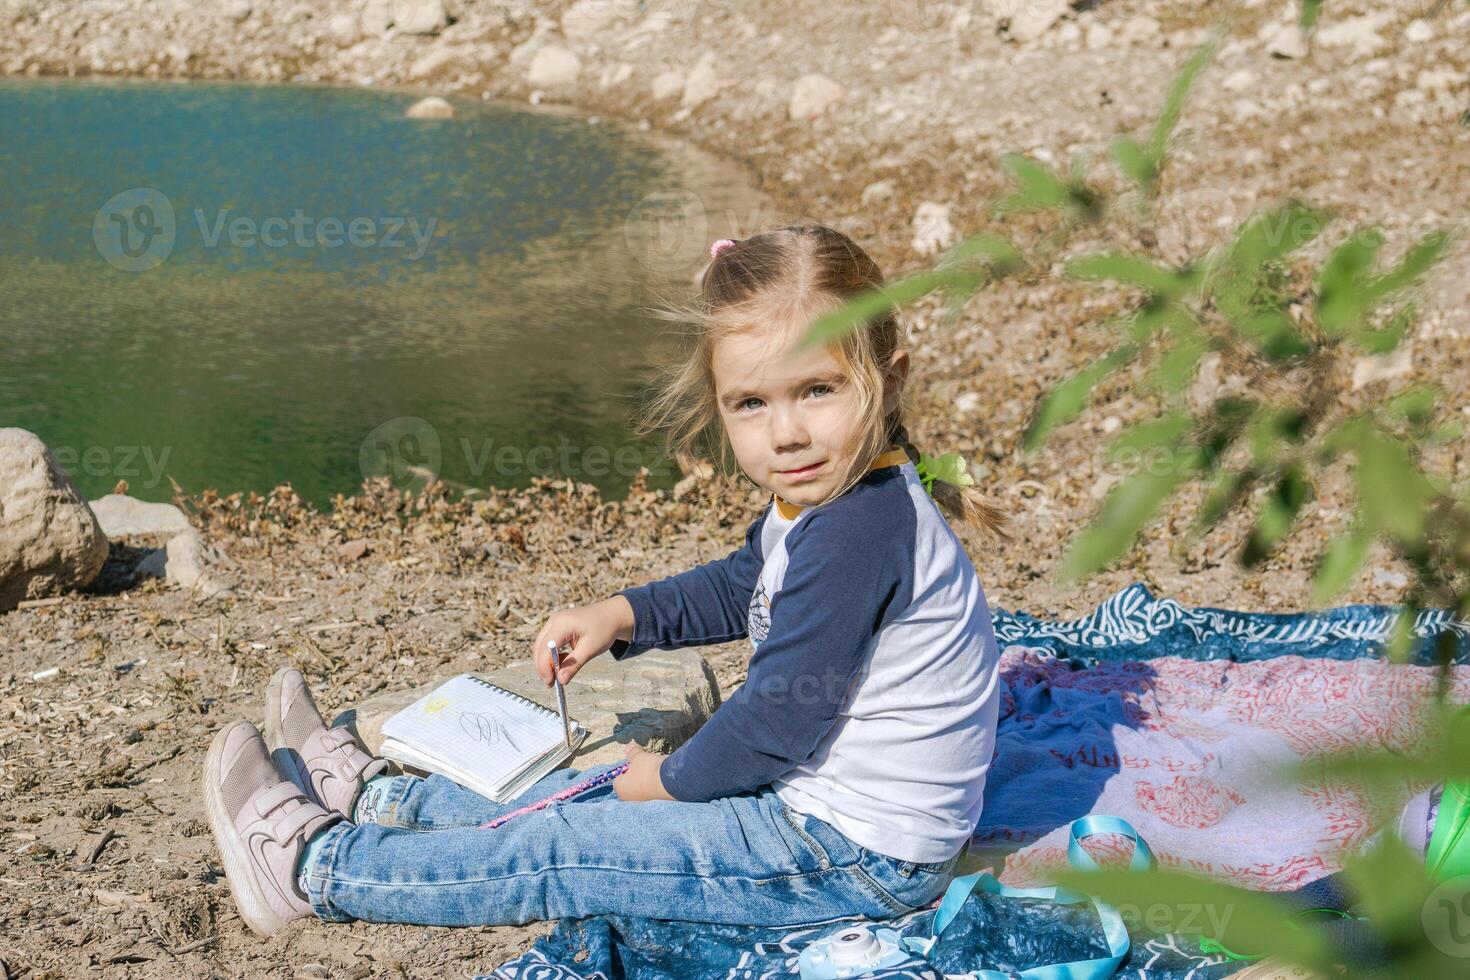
{"left": 202, "top": 222, "right": 1010, "bottom": 937}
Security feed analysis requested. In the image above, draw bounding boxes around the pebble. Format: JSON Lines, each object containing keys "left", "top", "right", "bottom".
{"left": 1264, "top": 23, "right": 1309, "bottom": 60}
{"left": 1222, "top": 69, "right": 1256, "bottom": 93}
{"left": 789, "top": 73, "right": 845, "bottom": 121}
{"left": 651, "top": 70, "right": 684, "bottom": 101}
{"left": 1404, "top": 19, "right": 1435, "bottom": 44}
{"left": 527, "top": 44, "right": 582, "bottom": 89}
{"left": 910, "top": 201, "right": 955, "bottom": 257}
{"left": 1085, "top": 23, "right": 1113, "bottom": 51}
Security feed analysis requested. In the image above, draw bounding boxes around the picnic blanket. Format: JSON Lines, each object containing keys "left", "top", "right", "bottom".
{"left": 481, "top": 584, "right": 1470, "bottom": 980}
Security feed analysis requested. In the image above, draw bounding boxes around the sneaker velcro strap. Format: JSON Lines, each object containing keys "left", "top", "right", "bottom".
{"left": 271, "top": 803, "right": 332, "bottom": 845}
{"left": 319, "top": 727, "right": 357, "bottom": 752}
{"left": 251, "top": 781, "right": 306, "bottom": 819}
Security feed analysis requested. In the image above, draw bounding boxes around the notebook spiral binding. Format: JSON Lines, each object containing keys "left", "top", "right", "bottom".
{"left": 463, "top": 675, "right": 566, "bottom": 724}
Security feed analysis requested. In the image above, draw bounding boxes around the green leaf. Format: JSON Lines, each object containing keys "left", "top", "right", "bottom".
{"left": 1317, "top": 229, "right": 1383, "bottom": 335}
{"left": 795, "top": 268, "right": 955, "bottom": 349}
{"left": 1366, "top": 230, "right": 1451, "bottom": 302}
{"left": 1242, "top": 467, "right": 1312, "bottom": 567}
{"left": 1061, "top": 458, "right": 1200, "bottom": 578}
{"left": 1387, "top": 384, "right": 1442, "bottom": 428}
{"left": 1110, "top": 134, "right": 1153, "bottom": 190}
{"left": 1356, "top": 427, "right": 1431, "bottom": 542}
{"left": 1022, "top": 345, "right": 1138, "bottom": 451}
{"left": 1052, "top": 868, "right": 1338, "bottom": 973}
{"left": 1312, "top": 527, "right": 1371, "bottom": 603}
{"left": 1067, "top": 253, "right": 1189, "bottom": 295}
{"left": 1299, "top": 0, "right": 1323, "bottom": 30}
{"left": 1108, "top": 414, "right": 1192, "bottom": 460}
{"left": 1194, "top": 467, "right": 1256, "bottom": 531}
{"left": 1147, "top": 37, "right": 1217, "bottom": 161}
{"left": 1357, "top": 302, "right": 1414, "bottom": 354}
{"left": 997, "top": 153, "right": 1069, "bottom": 213}
{"left": 1342, "top": 832, "right": 1437, "bottom": 949}
{"left": 1151, "top": 324, "right": 1211, "bottom": 393}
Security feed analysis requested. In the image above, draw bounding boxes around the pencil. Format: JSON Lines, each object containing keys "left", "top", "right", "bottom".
{"left": 548, "top": 640, "right": 572, "bottom": 749}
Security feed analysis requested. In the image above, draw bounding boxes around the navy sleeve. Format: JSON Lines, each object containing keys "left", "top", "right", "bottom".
{"left": 606, "top": 505, "right": 769, "bottom": 661}
{"left": 657, "top": 504, "right": 914, "bottom": 802}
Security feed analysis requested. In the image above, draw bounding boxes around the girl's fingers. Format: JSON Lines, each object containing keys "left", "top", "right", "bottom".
{"left": 556, "top": 635, "right": 602, "bottom": 684}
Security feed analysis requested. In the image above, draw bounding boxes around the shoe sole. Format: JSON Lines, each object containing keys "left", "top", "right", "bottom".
{"left": 202, "top": 721, "right": 290, "bottom": 938}
{"left": 264, "top": 666, "right": 316, "bottom": 804}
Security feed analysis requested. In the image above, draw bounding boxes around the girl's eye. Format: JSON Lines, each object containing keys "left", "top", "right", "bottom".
{"left": 808, "top": 383, "right": 836, "bottom": 398}
{"left": 737, "top": 397, "right": 763, "bottom": 412}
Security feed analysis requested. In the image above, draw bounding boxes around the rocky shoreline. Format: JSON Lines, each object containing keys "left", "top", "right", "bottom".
{"left": 3, "top": 1, "right": 1469, "bottom": 977}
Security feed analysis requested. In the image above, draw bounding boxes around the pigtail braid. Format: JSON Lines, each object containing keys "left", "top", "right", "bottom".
{"left": 891, "top": 424, "right": 1011, "bottom": 542}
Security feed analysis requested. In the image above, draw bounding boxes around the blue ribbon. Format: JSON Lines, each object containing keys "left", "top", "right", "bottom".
{"left": 902, "top": 815, "right": 1154, "bottom": 980}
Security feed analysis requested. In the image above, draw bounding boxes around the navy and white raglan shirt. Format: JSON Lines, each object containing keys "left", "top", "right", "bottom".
{"left": 607, "top": 447, "right": 1002, "bottom": 864}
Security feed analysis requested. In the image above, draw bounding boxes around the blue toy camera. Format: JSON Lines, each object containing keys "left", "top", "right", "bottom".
{"left": 797, "top": 924, "right": 915, "bottom": 978}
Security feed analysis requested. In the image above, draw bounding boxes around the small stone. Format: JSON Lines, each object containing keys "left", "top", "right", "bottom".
{"left": 361, "top": 0, "right": 392, "bottom": 36}
{"left": 562, "top": 0, "right": 625, "bottom": 38}
{"left": 338, "top": 539, "right": 371, "bottom": 561}
{"left": 1085, "top": 23, "right": 1113, "bottom": 51}
{"left": 1405, "top": 19, "right": 1434, "bottom": 44}
{"left": 134, "top": 529, "right": 234, "bottom": 601}
{"left": 335, "top": 649, "right": 722, "bottom": 768}
{"left": 405, "top": 95, "right": 454, "bottom": 118}
{"left": 1351, "top": 345, "right": 1413, "bottom": 390}
{"left": 1265, "top": 23, "right": 1309, "bottom": 60}
{"left": 788, "top": 73, "right": 845, "bottom": 121}
{"left": 391, "top": 0, "right": 448, "bottom": 36}
{"left": 1000, "top": 0, "right": 1069, "bottom": 43}
{"left": 955, "top": 391, "right": 981, "bottom": 414}
{"left": 1417, "top": 68, "right": 1463, "bottom": 94}
{"left": 650, "top": 70, "right": 684, "bottom": 101}
{"left": 223, "top": 1, "right": 252, "bottom": 23}
{"left": 1316, "top": 13, "right": 1392, "bottom": 57}
{"left": 860, "top": 179, "right": 895, "bottom": 205}
{"left": 911, "top": 201, "right": 955, "bottom": 257}
{"left": 407, "top": 46, "right": 455, "bottom": 80}
{"left": 526, "top": 44, "right": 582, "bottom": 89}
{"left": 326, "top": 13, "right": 361, "bottom": 44}
{"left": 1222, "top": 68, "right": 1256, "bottom": 92}
{"left": 681, "top": 51, "right": 722, "bottom": 109}
{"left": 1119, "top": 15, "right": 1161, "bottom": 45}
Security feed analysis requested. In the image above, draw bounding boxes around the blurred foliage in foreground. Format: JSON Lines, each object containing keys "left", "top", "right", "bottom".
{"left": 802, "top": 26, "right": 1470, "bottom": 978}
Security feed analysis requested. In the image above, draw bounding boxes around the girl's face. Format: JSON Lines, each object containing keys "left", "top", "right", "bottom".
{"left": 712, "top": 322, "right": 907, "bottom": 507}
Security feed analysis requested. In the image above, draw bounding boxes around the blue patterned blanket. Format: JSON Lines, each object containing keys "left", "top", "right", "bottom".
{"left": 481, "top": 585, "right": 1469, "bottom": 980}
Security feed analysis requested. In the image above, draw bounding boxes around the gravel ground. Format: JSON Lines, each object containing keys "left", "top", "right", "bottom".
{"left": 2, "top": 1, "right": 1468, "bottom": 976}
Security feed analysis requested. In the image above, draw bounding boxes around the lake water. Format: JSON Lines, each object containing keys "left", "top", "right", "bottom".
{"left": 0, "top": 78, "right": 764, "bottom": 505}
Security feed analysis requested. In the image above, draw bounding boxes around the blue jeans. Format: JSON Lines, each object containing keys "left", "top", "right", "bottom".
{"left": 300, "top": 761, "right": 961, "bottom": 927}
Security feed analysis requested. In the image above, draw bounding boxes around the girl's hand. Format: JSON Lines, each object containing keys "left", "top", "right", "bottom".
{"left": 532, "top": 595, "right": 636, "bottom": 688}
{"left": 613, "top": 743, "right": 674, "bottom": 802}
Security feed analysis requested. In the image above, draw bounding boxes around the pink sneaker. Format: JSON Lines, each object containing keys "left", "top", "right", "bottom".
{"left": 264, "top": 666, "right": 388, "bottom": 820}
{"left": 202, "top": 720, "right": 339, "bottom": 937}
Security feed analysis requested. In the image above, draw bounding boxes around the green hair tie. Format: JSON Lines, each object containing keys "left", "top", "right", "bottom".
{"left": 913, "top": 451, "right": 976, "bottom": 497}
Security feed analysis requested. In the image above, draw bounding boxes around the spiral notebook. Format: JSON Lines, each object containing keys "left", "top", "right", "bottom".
{"left": 378, "top": 673, "right": 589, "bottom": 803}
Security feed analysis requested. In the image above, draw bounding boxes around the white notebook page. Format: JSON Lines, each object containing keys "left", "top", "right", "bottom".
{"left": 380, "top": 674, "right": 572, "bottom": 789}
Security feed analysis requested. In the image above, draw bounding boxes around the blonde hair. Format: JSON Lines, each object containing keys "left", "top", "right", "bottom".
{"left": 634, "top": 222, "right": 1007, "bottom": 539}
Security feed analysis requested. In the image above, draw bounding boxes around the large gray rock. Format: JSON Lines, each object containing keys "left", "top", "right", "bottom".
{"left": 0, "top": 428, "right": 109, "bottom": 611}
{"left": 334, "top": 649, "right": 723, "bottom": 769}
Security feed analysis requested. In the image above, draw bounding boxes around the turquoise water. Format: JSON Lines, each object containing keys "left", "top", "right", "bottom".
{"left": 0, "top": 78, "right": 756, "bottom": 504}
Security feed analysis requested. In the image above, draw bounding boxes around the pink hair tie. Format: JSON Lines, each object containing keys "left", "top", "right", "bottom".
{"left": 710, "top": 238, "right": 736, "bottom": 260}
